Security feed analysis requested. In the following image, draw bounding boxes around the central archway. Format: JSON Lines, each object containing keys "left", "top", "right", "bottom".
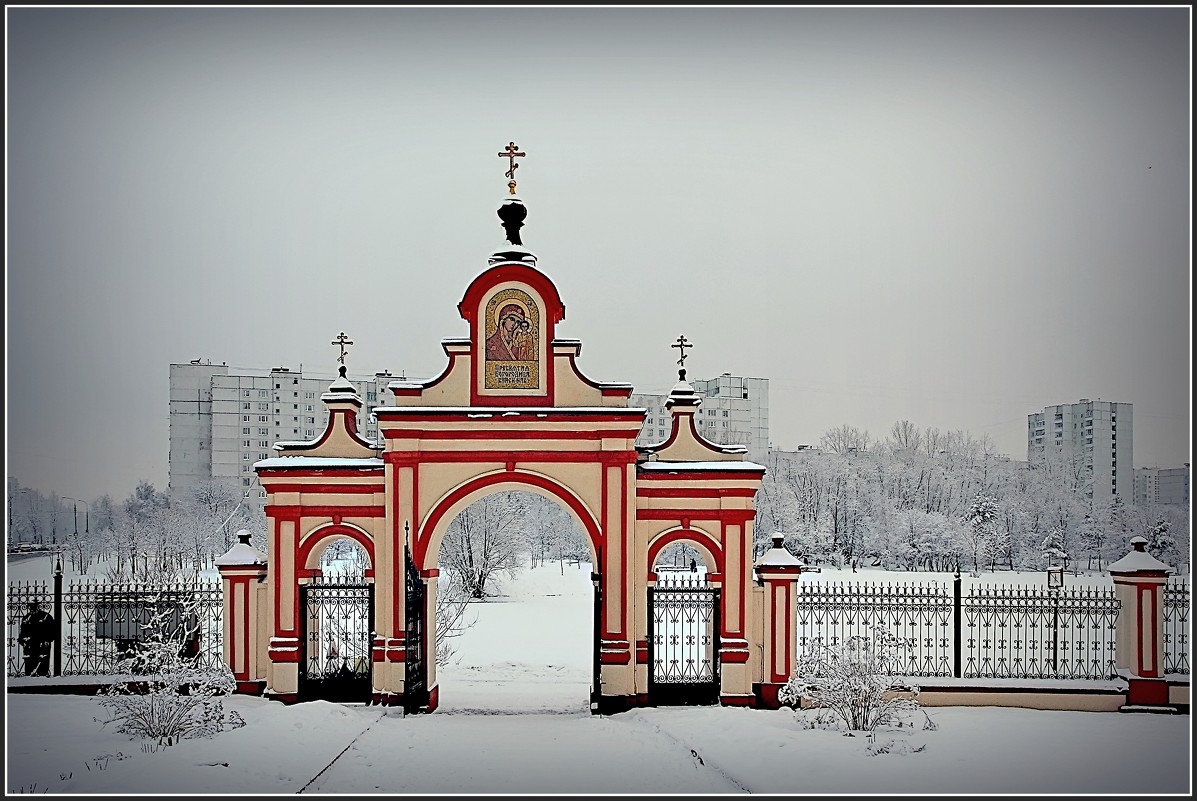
{"left": 428, "top": 488, "right": 597, "bottom": 713}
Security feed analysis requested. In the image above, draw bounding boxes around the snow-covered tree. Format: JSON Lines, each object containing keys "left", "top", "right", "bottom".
{"left": 1147, "top": 518, "right": 1179, "bottom": 569}
{"left": 439, "top": 493, "right": 529, "bottom": 599}
{"left": 962, "top": 494, "right": 1000, "bottom": 576}
{"left": 96, "top": 588, "right": 242, "bottom": 745}
{"left": 1040, "top": 525, "right": 1068, "bottom": 568}
{"left": 777, "top": 625, "right": 922, "bottom": 742}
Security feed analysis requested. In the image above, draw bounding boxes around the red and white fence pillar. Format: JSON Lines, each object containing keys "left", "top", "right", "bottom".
{"left": 1108, "top": 535, "right": 1175, "bottom": 710}
{"left": 215, "top": 530, "right": 269, "bottom": 695}
{"left": 753, "top": 533, "right": 804, "bottom": 709}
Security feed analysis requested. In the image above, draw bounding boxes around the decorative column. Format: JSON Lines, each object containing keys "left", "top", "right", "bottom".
{"left": 752, "top": 533, "right": 804, "bottom": 709}
{"left": 214, "top": 530, "right": 269, "bottom": 695}
{"left": 1109, "top": 536, "right": 1175, "bottom": 711}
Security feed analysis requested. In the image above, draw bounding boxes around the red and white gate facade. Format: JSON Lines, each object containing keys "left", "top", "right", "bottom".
{"left": 216, "top": 197, "right": 804, "bottom": 713}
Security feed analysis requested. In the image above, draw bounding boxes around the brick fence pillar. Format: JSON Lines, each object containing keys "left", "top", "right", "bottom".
{"left": 215, "top": 530, "right": 268, "bottom": 695}
{"left": 752, "top": 533, "right": 804, "bottom": 709}
{"left": 1109, "top": 535, "right": 1175, "bottom": 711}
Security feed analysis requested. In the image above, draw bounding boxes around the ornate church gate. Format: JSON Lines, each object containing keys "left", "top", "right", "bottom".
{"left": 403, "top": 545, "right": 428, "bottom": 713}
{"left": 299, "top": 575, "right": 373, "bottom": 703}
{"left": 648, "top": 572, "right": 720, "bottom": 705}
{"left": 217, "top": 146, "right": 807, "bottom": 713}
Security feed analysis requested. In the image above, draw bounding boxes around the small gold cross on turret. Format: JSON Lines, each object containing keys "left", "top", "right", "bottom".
{"left": 498, "top": 141, "right": 526, "bottom": 195}
{"left": 331, "top": 331, "right": 353, "bottom": 365}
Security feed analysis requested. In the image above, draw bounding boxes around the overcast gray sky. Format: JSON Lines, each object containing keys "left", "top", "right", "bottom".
{"left": 6, "top": 6, "right": 1191, "bottom": 502}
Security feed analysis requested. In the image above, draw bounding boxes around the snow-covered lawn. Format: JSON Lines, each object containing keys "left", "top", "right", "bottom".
{"left": 4, "top": 559, "right": 1192, "bottom": 794}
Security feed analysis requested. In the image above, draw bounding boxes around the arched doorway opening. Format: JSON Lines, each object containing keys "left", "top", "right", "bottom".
{"left": 299, "top": 532, "right": 374, "bottom": 703}
{"left": 647, "top": 530, "right": 722, "bottom": 706}
{"left": 428, "top": 489, "right": 596, "bottom": 712}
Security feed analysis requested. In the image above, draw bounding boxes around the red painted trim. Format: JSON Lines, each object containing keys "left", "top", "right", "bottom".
{"left": 721, "top": 694, "right": 758, "bottom": 708}
{"left": 382, "top": 428, "right": 639, "bottom": 440}
{"left": 459, "top": 263, "right": 566, "bottom": 326}
{"left": 375, "top": 410, "right": 643, "bottom": 424}
{"left": 1138, "top": 584, "right": 1161, "bottom": 678}
{"left": 562, "top": 348, "right": 634, "bottom": 398}
{"left": 392, "top": 465, "right": 402, "bottom": 638}
{"left": 278, "top": 406, "right": 375, "bottom": 454}
{"left": 266, "top": 504, "right": 385, "bottom": 518}
{"left": 721, "top": 651, "right": 751, "bottom": 664}
{"left": 637, "top": 487, "right": 758, "bottom": 498}
{"left": 390, "top": 349, "right": 459, "bottom": 396}
{"left": 269, "top": 649, "right": 301, "bottom": 663}
{"left": 297, "top": 524, "right": 376, "bottom": 572}
{"left": 384, "top": 450, "right": 638, "bottom": 466}
{"left": 260, "top": 468, "right": 384, "bottom": 478}
{"left": 414, "top": 470, "right": 602, "bottom": 574}
{"left": 600, "top": 651, "right": 632, "bottom": 664}
{"left": 645, "top": 529, "right": 724, "bottom": 577}
{"left": 637, "top": 508, "right": 757, "bottom": 524}
{"left": 619, "top": 462, "right": 629, "bottom": 641}
{"left": 420, "top": 568, "right": 440, "bottom": 578}
{"left": 263, "top": 483, "right": 381, "bottom": 494}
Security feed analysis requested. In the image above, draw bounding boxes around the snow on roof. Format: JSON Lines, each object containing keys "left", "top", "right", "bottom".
{"left": 639, "top": 461, "right": 765, "bottom": 472}
{"left": 214, "top": 539, "right": 266, "bottom": 566}
{"left": 1108, "top": 548, "right": 1174, "bottom": 574}
{"left": 754, "top": 546, "right": 805, "bottom": 568}
{"left": 255, "top": 456, "right": 384, "bottom": 469}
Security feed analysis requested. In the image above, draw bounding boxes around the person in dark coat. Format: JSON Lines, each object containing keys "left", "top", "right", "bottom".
{"left": 18, "top": 601, "right": 57, "bottom": 676}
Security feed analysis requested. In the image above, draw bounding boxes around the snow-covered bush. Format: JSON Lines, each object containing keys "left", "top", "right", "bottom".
{"left": 778, "top": 626, "right": 922, "bottom": 741}
{"left": 95, "top": 592, "right": 243, "bottom": 745}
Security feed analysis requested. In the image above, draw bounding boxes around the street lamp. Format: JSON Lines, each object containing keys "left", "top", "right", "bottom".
{"left": 64, "top": 497, "right": 89, "bottom": 554}
{"left": 8, "top": 488, "right": 31, "bottom": 547}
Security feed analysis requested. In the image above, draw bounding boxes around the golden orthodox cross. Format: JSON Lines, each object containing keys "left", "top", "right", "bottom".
{"left": 672, "top": 335, "right": 692, "bottom": 368}
{"left": 498, "top": 141, "right": 526, "bottom": 195}
{"left": 331, "top": 331, "right": 353, "bottom": 365}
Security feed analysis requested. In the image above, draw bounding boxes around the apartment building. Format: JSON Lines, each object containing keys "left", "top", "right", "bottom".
{"left": 1134, "top": 465, "right": 1190, "bottom": 510}
{"left": 631, "top": 373, "right": 769, "bottom": 464}
{"left": 169, "top": 362, "right": 393, "bottom": 510}
{"left": 1027, "top": 399, "right": 1132, "bottom": 507}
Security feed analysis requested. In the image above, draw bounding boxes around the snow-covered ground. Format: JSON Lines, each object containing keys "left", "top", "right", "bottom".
{"left": 4, "top": 557, "right": 1192, "bottom": 794}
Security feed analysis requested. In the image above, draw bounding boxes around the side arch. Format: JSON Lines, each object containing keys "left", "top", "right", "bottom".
{"left": 297, "top": 522, "right": 376, "bottom": 575}
{"left": 415, "top": 469, "right": 602, "bottom": 572}
{"left": 646, "top": 526, "right": 724, "bottom": 579}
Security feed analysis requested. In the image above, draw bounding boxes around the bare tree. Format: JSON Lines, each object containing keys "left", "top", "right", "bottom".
{"left": 439, "top": 493, "right": 528, "bottom": 599}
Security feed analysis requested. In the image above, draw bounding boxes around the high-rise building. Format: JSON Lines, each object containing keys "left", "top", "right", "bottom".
{"left": 631, "top": 374, "right": 769, "bottom": 464}
{"left": 1027, "top": 399, "right": 1132, "bottom": 507}
{"left": 169, "top": 362, "right": 393, "bottom": 510}
{"left": 1134, "top": 465, "right": 1190, "bottom": 510}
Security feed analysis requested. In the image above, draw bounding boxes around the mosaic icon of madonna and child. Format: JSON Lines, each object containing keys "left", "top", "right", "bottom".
{"left": 483, "top": 289, "right": 540, "bottom": 389}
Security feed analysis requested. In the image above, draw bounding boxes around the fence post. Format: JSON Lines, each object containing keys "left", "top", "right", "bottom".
{"left": 1109, "top": 536, "right": 1175, "bottom": 711}
{"left": 214, "top": 530, "right": 268, "bottom": 695}
{"left": 752, "top": 533, "right": 805, "bottom": 709}
{"left": 953, "top": 568, "right": 961, "bottom": 679}
{"left": 53, "top": 555, "right": 63, "bottom": 677}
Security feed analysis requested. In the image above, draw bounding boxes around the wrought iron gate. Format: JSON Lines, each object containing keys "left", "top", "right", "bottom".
{"left": 404, "top": 546, "right": 428, "bottom": 713}
{"left": 648, "top": 572, "right": 720, "bottom": 705}
{"left": 300, "top": 576, "right": 373, "bottom": 703}
{"left": 591, "top": 572, "right": 602, "bottom": 712}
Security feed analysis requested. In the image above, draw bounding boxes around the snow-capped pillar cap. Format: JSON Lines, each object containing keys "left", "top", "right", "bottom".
{"left": 1108, "top": 535, "right": 1174, "bottom": 576}
{"left": 665, "top": 370, "right": 702, "bottom": 410}
{"left": 327, "top": 364, "right": 357, "bottom": 395}
{"left": 754, "top": 533, "right": 804, "bottom": 575}
{"left": 215, "top": 530, "right": 267, "bottom": 567}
